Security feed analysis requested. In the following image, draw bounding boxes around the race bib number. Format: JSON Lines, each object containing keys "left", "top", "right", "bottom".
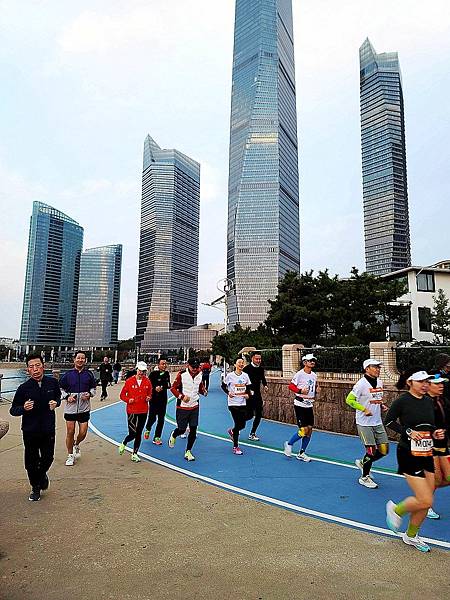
{"left": 234, "top": 383, "right": 247, "bottom": 396}
{"left": 369, "top": 387, "right": 383, "bottom": 404}
{"left": 410, "top": 433, "right": 433, "bottom": 457}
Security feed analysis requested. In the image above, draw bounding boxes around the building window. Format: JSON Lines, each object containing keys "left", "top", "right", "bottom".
{"left": 416, "top": 272, "right": 435, "bottom": 292}
{"left": 418, "top": 307, "right": 432, "bottom": 332}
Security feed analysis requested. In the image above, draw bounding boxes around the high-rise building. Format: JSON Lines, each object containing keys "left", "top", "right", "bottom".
{"left": 136, "top": 135, "right": 200, "bottom": 349}
{"left": 75, "top": 245, "right": 122, "bottom": 348}
{"left": 359, "top": 38, "right": 411, "bottom": 276}
{"left": 226, "top": 0, "right": 300, "bottom": 330}
{"left": 20, "top": 201, "right": 83, "bottom": 348}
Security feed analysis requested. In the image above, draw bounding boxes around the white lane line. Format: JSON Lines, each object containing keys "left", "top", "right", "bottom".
{"left": 88, "top": 419, "right": 450, "bottom": 550}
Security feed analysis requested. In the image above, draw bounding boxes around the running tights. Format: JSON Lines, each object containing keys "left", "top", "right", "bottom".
{"left": 173, "top": 426, "right": 197, "bottom": 451}
{"left": 123, "top": 413, "right": 147, "bottom": 453}
{"left": 362, "top": 449, "right": 384, "bottom": 476}
{"left": 229, "top": 407, "right": 247, "bottom": 447}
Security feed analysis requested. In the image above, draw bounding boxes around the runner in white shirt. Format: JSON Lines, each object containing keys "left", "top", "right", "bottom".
{"left": 283, "top": 354, "right": 319, "bottom": 462}
{"left": 345, "top": 358, "right": 389, "bottom": 489}
{"left": 221, "top": 358, "right": 252, "bottom": 455}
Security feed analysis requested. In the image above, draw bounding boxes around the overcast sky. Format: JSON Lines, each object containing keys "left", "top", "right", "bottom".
{"left": 1, "top": 0, "right": 449, "bottom": 340}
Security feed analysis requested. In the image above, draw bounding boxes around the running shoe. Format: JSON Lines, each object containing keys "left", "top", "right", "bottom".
{"left": 355, "top": 458, "right": 363, "bottom": 474}
{"left": 401, "top": 533, "right": 430, "bottom": 552}
{"left": 143, "top": 430, "right": 150, "bottom": 440}
{"left": 283, "top": 441, "right": 292, "bottom": 457}
{"left": 28, "top": 487, "right": 41, "bottom": 502}
{"left": 168, "top": 431, "right": 176, "bottom": 448}
{"left": 40, "top": 474, "right": 49, "bottom": 491}
{"left": 118, "top": 443, "right": 125, "bottom": 455}
{"left": 65, "top": 454, "right": 75, "bottom": 466}
{"left": 73, "top": 444, "right": 81, "bottom": 459}
{"left": 358, "top": 475, "right": 377, "bottom": 489}
{"left": 385, "top": 500, "right": 402, "bottom": 532}
{"left": 184, "top": 450, "right": 195, "bottom": 461}
{"left": 232, "top": 446, "right": 243, "bottom": 455}
{"left": 152, "top": 437, "right": 163, "bottom": 446}
{"left": 427, "top": 507, "right": 440, "bottom": 519}
{"left": 296, "top": 451, "right": 311, "bottom": 462}
{"left": 248, "top": 433, "right": 260, "bottom": 441}
{"left": 131, "top": 453, "right": 141, "bottom": 463}
{"left": 227, "top": 428, "right": 234, "bottom": 441}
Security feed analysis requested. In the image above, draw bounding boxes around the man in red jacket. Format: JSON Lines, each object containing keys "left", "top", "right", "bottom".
{"left": 118, "top": 361, "right": 152, "bottom": 462}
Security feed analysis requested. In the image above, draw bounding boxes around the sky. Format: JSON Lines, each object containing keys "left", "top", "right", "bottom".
{"left": 1, "top": 0, "right": 449, "bottom": 340}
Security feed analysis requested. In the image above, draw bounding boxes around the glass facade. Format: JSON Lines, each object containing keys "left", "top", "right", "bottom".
{"left": 227, "top": 0, "right": 300, "bottom": 330}
{"left": 75, "top": 245, "right": 122, "bottom": 347}
{"left": 360, "top": 38, "right": 411, "bottom": 276}
{"left": 20, "top": 201, "right": 83, "bottom": 347}
{"left": 136, "top": 135, "right": 200, "bottom": 349}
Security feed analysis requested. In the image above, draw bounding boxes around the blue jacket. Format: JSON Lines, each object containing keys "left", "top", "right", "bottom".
{"left": 59, "top": 368, "right": 96, "bottom": 414}
{"left": 10, "top": 375, "right": 61, "bottom": 434}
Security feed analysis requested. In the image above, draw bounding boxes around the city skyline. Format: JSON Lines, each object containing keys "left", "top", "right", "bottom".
{"left": 1, "top": 1, "right": 449, "bottom": 339}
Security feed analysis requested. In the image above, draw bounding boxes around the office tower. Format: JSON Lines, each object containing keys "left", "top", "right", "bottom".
{"left": 360, "top": 38, "right": 411, "bottom": 276}
{"left": 20, "top": 201, "right": 83, "bottom": 347}
{"left": 136, "top": 134, "right": 200, "bottom": 347}
{"left": 226, "top": 0, "right": 300, "bottom": 330}
{"left": 75, "top": 245, "right": 122, "bottom": 348}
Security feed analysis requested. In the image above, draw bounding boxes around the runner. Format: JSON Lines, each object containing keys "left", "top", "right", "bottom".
{"left": 385, "top": 368, "right": 445, "bottom": 553}
{"left": 118, "top": 361, "right": 152, "bottom": 462}
{"left": 243, "top": 351, "right": 268, "bottom": 441}
{"left": 144, "top": 358, "right": 171, "bottom": 445}
{"left": 283, "top": 354, "right": 319, "bottom": 462}
{"left": 168, "top": 357, "right": 208, "bottom": 461}
{"left": 345, "top": 358, "right": 389, "bottom": 488}
{"left": 98, "top": 356, "right": 113, "bottom": 400}
{"left": 201, "top": 360, "right": 212, "bottom": 391}
{"left": 9, "top": 353, "right": 61, "bottom": 501}
{"left": 222, "top": 357, "right": 252, "bottom": 455}
{"left": 59, "top": 351, "right": 97, "bottom": 466}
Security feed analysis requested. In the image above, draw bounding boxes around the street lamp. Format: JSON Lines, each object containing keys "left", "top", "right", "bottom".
{"left": 203, "top": 278, "right": 235, "bottom": 378}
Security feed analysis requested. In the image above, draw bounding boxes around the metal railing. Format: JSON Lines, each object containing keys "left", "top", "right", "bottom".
{"left": 242, "top": 348, "right": 282, "bottom": 371}
{"left": 299, "top": 346, "right": 370, "bottom": 374}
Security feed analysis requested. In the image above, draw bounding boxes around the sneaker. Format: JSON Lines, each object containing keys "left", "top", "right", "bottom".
{"left": 180, "top": 432, "right": 187, "bottom": 439}
{"left": 152, "top": 438, "right": 163, "bottom": 446}
{"left": 131, "top": 453, "right": 141, "bottom": 463}
{"left": 248, "top": 433, "right": 260, "bottom": 441}
{"left": 427, "top": 507, "right": 440, "bottom": 520}
{"left": 385, "top": 500, "right": 402, "bottom": 532}
{"left": 184, "top": 450, "right": 195, "bottom": 461}
{"left": 358, "top": 475, "right": 377, "bottom": 489}
{"left": 283, "top": 441, "right": 293, "bottom": 457}
{"left": 402, "top": 533, "right": 431, "bottom": 553}
{"left": 296, "top": 451, "right": 311, "bottom": 462}
{"left": 168, "top": 431, "right": 176, "bottom": 448}
{"left": 118, "top": 443, "right": 126, "bottom": 455}
{"left": 65, "top": 454, "right": 75, "bottom": 466}
{"left": 355, "top": 458, "right": 363, "bottom": 474}
{"left": 73, "top": 444, "right": 81, "bottom": 459}
{"left": 40, "top": 474, "right": 49, "bottom": 491}
{"left": 232, "top": 446, "right": 243, "bottom": 455}
{"left": 227, "top": 428, "right": 234, "bottom": 442}
{"left": 143, "top": 430, "right": 150, "bottom": 440}
{"left": 28, "top": 487, "right": 41, "bottom": 502}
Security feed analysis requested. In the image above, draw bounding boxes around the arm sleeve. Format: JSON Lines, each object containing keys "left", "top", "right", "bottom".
{"left": 345, "top": 392, "right": 366, "bottom": 412}
{"left": 288, "top": 382, "right": 299, "bottom": 393}
{"left": 384, "top": 399, "right": 403, "bottom": 434}
{"left": 9, "top": 386, "right": 25, "bottom": 416}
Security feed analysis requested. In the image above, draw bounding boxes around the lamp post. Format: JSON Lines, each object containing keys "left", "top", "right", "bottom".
{"left": 202, "top": 278, "right": 234, "bottom": 379}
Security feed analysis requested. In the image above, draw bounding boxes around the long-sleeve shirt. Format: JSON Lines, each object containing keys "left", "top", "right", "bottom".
{"left": 171, "top": 369, "right": 206, "bottom": 409}
{"left": 120, "top": 375, "right": 152, "bottom": 414}
{"left": 243, "top": 363, "right": 267, "bottom": 398}
{"left": 149, "top": 370, "right": 171, "bottom": 402}
{"left": 384, "top": 392, "right": 435, "bottom": 450}
{"left": 10, "top": 375, "right": 61, "bottom": 434}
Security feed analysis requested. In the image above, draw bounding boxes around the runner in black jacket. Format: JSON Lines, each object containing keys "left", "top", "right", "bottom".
{"left": 144, "top": 358, "right": 171, "bottom": 445}
{"left": 243, "top": 352, "right": 268, "bottom": 441}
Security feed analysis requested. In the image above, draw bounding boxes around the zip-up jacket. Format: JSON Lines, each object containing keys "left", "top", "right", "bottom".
{"left": 120, "top": 375, "right": 152, "bottom": 414}
{"left": 10, "top": 375, "right": 61, "bottom": 433}
{"left": 171, "top": 369, "right": 206, "bottom": 410}
{"left": 98, "top": 362, "right": 113, "bottom": 382}
{"left": 59, "top": 368, "right": 97, "bottom": 414}
{"left": 149, "top": 370, "right": 171, "bottom": 402}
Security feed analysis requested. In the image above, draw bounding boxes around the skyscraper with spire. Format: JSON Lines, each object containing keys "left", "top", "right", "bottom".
{"left": 359, "top": 38, "right": 411, "bottom": 276}
{"left": 135, "top": 135, "right": 200, "bottom": 348}
{"left": 226, "top": 0, "right": 300, "bottom": 330}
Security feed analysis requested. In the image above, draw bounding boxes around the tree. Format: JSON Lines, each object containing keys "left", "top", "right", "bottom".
{"left": 431, "top": 288, "right": 450, "bottom": 343}
{"left": 211, "top": 324, "right": 278, "bottom": 362}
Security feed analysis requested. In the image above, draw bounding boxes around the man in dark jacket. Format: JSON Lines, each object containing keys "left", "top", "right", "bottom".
{"left": 144, "top": 358, "right": 171, "bottom": 444}
{"left": 243, "top": 352, "right": 268, "bottom": 441}
{"left": 10, "top": 353, "right": 61, "bottom": 501}
{"left": 98, "top": 356, "right": 113, "bottom": 400}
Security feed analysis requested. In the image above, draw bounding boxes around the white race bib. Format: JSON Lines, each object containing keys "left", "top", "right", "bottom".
{"left": 410, "top": 433, "right": 433, "bottom": 457}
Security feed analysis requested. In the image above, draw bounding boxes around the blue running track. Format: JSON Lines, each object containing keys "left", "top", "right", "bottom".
{"left": 90, "top": 370, "right": 450, "bottom": 549}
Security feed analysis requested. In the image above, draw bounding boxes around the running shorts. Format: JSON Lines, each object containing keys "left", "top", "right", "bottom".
{"left": 294, "top": 405, "right": 314, "bottom": 428}
{"left": 397, "top": 445, "right": 434, "bottom": 478}
{"left": 357, "top": 424, "right": 389, "bottom": 447}
{"left": 64, "top": 411, "right": 90, "bottom": 423}
{"left": 176, "top": 407, "right": 199, "bottom": 431}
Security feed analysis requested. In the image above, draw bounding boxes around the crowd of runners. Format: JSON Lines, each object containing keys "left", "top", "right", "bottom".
{"left": 6, "top": 348, "right": 450, "bottom": 554}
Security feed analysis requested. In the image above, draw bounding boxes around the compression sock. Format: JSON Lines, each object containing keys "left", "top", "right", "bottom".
{"left": 394, "top": 501, "right": 408, "bottom": 517}
{"left": 288, "top": 432, "right": 301, "bottom": 446}
{"left": 406, "top": 522, "right": 419, "bottom": 538}
{"left": 301, "top": 435, "right": 311, "bottom": 452}
{"left": 361, "top": 454, "right": 373, "bottom": 477}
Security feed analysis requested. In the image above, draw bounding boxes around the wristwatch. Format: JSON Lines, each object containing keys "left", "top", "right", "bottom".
{"left": 406, "top": 428, "right": 412, "bottom": 437}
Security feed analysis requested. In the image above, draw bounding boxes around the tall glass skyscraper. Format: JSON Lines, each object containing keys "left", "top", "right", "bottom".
{"left": 227, "top": 0, "right": 300, "bottom": 330}
{"left": 75, "top": 245, "right": 122, "bottom": 348}
{"left": 359, "top": 38, "right": 411, "bottom": 276}
{"left": 136, "top": 135, "right": 200, "bottom": 348}
{"left": 20, "top": 201, "right": 83, "bottom": 347}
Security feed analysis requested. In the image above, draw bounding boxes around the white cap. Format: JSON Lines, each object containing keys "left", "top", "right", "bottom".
{"left": 407, "top": 370, "right": 433, "bottom": 382}
{"left": 429, "top": 374, "right": 448, "bottom": 384}
{"left": 363, "top": 359, "right": 382, "bottom": 370}
{"left": 303, "top": 353, "right": 317, "bottom": 361}
{"left": 135, "top": 361, "right": 148, "bottom": 371}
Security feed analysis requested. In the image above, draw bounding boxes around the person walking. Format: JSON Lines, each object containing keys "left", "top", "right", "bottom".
{"left": 112, "top": 360, "right": 122, "bottom": 384}
{"left": 243, "top": 351, "right": 268, "bottom": 441}
{"left": 385, "top": 369, "right": 445, "bottom": 553}
{"left": 59, "top": 351, "right": 97, "bottom": 466}
{"left": 144, "top": 358, "right": 171, "bottom": 445}
{"left": 200, "top": 360, "right": 212, "bottom": 391}
{"left": 345, "top": 358, "right": 389, "bottom": 489}
{"left": 118, "top": 362, "right": 152, "bottom": 462}
{"left": 283, "top": 354, "right": 319, "bottom": 462}
{"left": 222, "top": 357, "right": 252, "bottom": 455}
{"left": 9, "top": 353, "right": 61, "bottom": 501}
{"left": 168, "top": 357, "right": 207, "bottom": 461}
{"left": 98, "top": 356, "right": 113, "bottom": 400}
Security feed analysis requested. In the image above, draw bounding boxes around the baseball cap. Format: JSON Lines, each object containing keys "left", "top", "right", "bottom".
{"left": 407, "top": 370, "right": 433, "bottom": 382}
{"left": 303, "top": 353, "right": 317, "bottom": 361}
{"left": 363, "top": 359, "right": 382, "bottom": 370}
{"left": 135, "top": 361, "right": 148, "bottom": 371}
{"left": 188, "top": 357, "right": 200, "bottom": 368}
{"left": 429, "top": 374, "right": 449, "bottom": 383}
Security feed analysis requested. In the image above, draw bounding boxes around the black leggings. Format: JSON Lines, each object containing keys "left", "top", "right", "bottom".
{"left": 123, "top": 413, "right": 147, "bottom": 453}
{"left": 247, "top": 395, "right": 263, "bottom": 434}
{"left": 229, "top": 406, "right": 248, "bottom": 447}
{"left": 146, "top": 399, "right": 167, "bottom": 439}
{"left": 173, "top": 426, "right": 198, "bottom": 451}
